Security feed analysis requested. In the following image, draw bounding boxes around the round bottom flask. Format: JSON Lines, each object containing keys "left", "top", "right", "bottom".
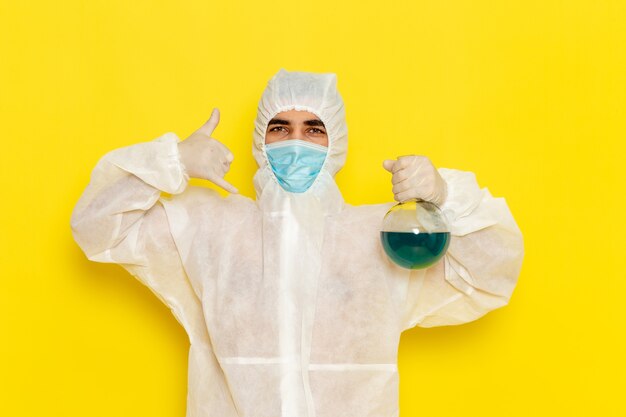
{"left": 380, "top": 199, "right": 451, "bottom": 269}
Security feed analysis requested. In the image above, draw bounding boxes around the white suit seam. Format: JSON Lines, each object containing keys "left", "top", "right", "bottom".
{"left": 218, "top": 357, "right": 397, "bottom": 372}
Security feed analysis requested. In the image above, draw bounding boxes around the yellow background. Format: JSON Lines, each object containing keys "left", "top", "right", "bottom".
{"left": 1, "top": 0, "right": 624, "bottom": 416}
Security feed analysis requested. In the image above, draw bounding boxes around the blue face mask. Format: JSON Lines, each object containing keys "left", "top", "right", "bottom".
{"left": 265, "top": 139, "right": 328, "bottom": 193}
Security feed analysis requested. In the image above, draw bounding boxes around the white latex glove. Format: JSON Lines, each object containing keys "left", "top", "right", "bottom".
{"left": 383, "top": 155, "right": 447, "bottom": 206}
{"left": 178, "top": 108, "right": 238, "bottom": 194}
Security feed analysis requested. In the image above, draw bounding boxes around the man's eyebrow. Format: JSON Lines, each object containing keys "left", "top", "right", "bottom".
{"left": 267, "top": 118, "right": 325, "bottom": 127}
{"left": 268, "top": 118, "right": 290, "bottom": 125}
{"left": 304, "top": 119, "right": 325, "bottom": 127}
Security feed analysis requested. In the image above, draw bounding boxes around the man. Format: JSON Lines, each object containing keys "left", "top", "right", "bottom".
{"left": 71, "top": 69, "right": 524, "bottom": 417}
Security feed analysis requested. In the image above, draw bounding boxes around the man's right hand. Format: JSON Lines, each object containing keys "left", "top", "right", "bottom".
{"left": 178, "top": 108, "right": 238, "bottom": 194}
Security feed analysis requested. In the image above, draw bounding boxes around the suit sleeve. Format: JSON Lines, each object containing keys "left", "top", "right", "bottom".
{"left": 401, "top": 168, "right": 525, "bottom": 330}
{"left": 70, "top": 132, "right": 204, "bottom": 339}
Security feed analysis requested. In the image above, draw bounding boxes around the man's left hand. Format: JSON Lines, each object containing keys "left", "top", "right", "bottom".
{"left": 383, "top": 155, "right": 447, "bottom": 206}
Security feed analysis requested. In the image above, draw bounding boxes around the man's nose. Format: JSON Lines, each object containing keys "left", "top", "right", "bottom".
{"left": 286, "top": 128, "right": 304, "bottom": 140}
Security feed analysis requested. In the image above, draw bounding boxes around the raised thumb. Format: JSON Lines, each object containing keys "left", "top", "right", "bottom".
{"left": 203, "top": 108, "right": 220, "bottom": 136}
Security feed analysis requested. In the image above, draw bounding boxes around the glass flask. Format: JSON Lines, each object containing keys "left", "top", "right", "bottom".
{"left": 380, "top": 198, "right": 451, "bottom": 269}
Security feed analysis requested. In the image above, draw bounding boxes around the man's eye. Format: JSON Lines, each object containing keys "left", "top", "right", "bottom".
{"left": 309, "top": 128, "right": 326, "bottom": 134}
{"left": 269, "top": 126, "right": 287, "bottom": 132}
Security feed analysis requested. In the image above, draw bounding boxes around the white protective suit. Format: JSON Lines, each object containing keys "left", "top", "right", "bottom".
{"left": 71, "top": 69, "right": 524, "bottom": 417}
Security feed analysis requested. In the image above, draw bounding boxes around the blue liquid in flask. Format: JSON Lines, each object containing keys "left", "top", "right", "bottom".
{"left": 380, "top": 231, "right": 451, "bottom": 269}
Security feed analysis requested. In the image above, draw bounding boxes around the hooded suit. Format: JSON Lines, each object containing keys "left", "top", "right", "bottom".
{"left": 71, "top": 69, "right": 524, "bottom": 417}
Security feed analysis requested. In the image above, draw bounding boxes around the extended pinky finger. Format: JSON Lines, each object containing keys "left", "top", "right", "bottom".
{"left": 207, "top": 174, "right": 239, "bottom": 194}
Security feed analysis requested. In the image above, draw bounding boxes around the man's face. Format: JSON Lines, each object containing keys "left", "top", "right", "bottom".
{"left": 265, "top": 110, "right": 328, "bottom": 147}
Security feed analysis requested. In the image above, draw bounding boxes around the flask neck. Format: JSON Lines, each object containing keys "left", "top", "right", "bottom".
{"left": 401, "top": 197, "right": 424, "bottom": 204}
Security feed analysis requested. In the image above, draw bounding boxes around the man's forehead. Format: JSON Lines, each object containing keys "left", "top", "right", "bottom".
{"left": 268, "top": 110, "right": 325, "bottom": 126}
